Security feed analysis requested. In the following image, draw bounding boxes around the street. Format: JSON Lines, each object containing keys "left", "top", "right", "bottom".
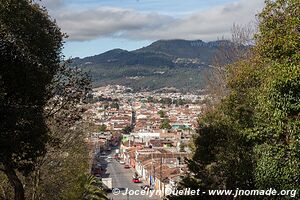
{"left": 99, "top": 150, "right": 160, "bottom": 200}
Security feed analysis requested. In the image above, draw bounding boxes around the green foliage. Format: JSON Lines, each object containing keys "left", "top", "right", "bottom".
{"left": 158, "top": 110, "right": 166, "bottom": 118}
{"left": 173, "top": 98, "right": 187, "bottom": 106}
{"left": 183, "top": 108, "right": 255, "bottom": 197}
{"left": 81, "top": 174, "right": 108, "bottom": 200}
{"left": 110, "top": 102, "right": 119, "bottom": 110}
{"left": 82, "top": 65, "right": 208, "bottom": 92}
{"left": 0, "top": 0, "right": 64, "bottom": 199}
{"left": 174, "top": 0, "right": 300, "bottom": 199}
{"left": 39, "top": 139, "right": 90, "bottom": 200}
{"left": 160, "top": 118, "right": 172, "bottom": 130}
{"left": 69, "top": 40, "right": 237, "bottom": 92}
{"left": 250, "top": 0, "right": 300, "bottom": 192}
{"left": 0, "top": 1, "right": 91, "bottom": 200}
{"left": 160, "top": 97, "right": 173, "bottom": 105}
{"left": 122, "top": 125, "right": 133, "bottom": 135}
{"left": 255, "top": 0, "right": 300, "bottom": 64}
{"left": 0, "top": 0, "right": 63, "bottom": 171}
{"left": 99, "top": 124, "right": 107, "bottom": 132}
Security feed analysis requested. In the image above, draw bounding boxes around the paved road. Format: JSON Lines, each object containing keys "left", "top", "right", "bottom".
{"left": 100, "top": 150, "right": 160, "bottom": 200}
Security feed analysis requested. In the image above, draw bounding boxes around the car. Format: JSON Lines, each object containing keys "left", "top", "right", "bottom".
{"left": 132, "top": 178, "right": 141, "bottom": 183}
{"left": 95, "top": 174, "right": 101, "bottom": 179}
{"left": 119, "top": 160, "right": 125, "bottom": 164}
{"left": 124, "top": 164, "right": 130, "bottom": 169}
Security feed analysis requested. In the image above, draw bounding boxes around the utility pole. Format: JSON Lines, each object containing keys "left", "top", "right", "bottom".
{"left": 160, "top": 156, "right": 162, "bottom": 183}
{"left": 160, "top": 156, "right": 163, "bottom": 198}
{"left": 129, "top": 136, "right": 131, "bottom": 147}
{"left": 151, "top": 152, "right": 153, "bottom": 187}
{"left": 152, "top": 152, "right": 156, "bottom": 189}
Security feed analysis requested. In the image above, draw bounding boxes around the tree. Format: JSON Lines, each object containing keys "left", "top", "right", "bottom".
{"left": 122, "top": 125, "right": 133, "bottom": 135}
{"left": 24, "top": 121, "right": 92, "bottom": 200}
{"left": 0, "top": 1, "right": 65, "bottom": 199}
{"left": 148, "top": 96, "right": 159, "bottom": 103}
{"left": 173, "top": 0, "right": 300, "bottom": 199}
{"left": 158, "top": 110, "right": 166, "bottom": 118}
{"left": 81, "top": 174, "right": 108, "bottom": 200}
{"left": 99, "top": 124, "right": 107, "bottom": 132}
{"left": 250, "top": 0, "right": 300, "bottom": 192}
{"left": 160, "top": 118, "right": 172, "bottom": 130}
{"left": 160, "top": 98, "right": 172, "bottom": 105}
{"left": 205, "top": 23, "right": 255, "bottom": 104}
{"left": 110, "top": 102, "right": 119, "bottom": 110}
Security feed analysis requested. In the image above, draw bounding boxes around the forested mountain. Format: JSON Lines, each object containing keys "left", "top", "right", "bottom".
{"left": 70, "top": 40, "right": 238, "bottom": 91}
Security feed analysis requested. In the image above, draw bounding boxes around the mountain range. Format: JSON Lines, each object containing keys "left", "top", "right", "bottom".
{"left": 70, "top": 39, "right": 237, "bottom": 92}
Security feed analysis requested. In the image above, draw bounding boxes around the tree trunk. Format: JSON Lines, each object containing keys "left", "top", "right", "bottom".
{"left": 31, "top": 169, "right": 40, "bottom": 200}
{"left": 4, "top": 164, "right": 25, "bottom": 200}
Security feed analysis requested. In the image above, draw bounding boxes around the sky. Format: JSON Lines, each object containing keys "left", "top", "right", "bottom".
{"left": 40, "top": 0, "right": 265, "bottom": 58}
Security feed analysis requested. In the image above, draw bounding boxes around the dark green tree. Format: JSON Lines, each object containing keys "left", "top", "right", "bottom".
{"left": 160, "top": 118, "right": 172, "bottom": 130}
{"left": 158, "top": 110, "right": 166, "bottom": 118}
{"left": 0, "top": 0, "right": 64, "bottom": 199}
{"left": 122, "top": 125, "right": 133, "bottom": 135}
{"left": 250, "top": 0, "right": 300, "bottom": 192}
{"left": 99, "top": 124, "right": 107, "bottom": 132}
{"left": 110, "top": 102, "right": 119, "bottom": 110}
{"left": 172, "top": 0, "right": 300, "bottom": 199}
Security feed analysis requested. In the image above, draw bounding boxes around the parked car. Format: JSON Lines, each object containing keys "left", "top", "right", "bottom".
{"left": 95, "top": 174, "right": 101, "bottom": 179}
{"left": 124, "top": 164, "right": 130, "bottom": 169}
{"left": 132, "top": 178, "right": 141, "bottom": 183}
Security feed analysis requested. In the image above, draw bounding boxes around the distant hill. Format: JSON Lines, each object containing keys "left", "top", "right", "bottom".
{"left": 70, "top": 39, "right": 239, "bottom": 92}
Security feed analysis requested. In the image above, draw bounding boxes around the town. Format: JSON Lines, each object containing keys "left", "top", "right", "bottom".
{"left": 85, "top": 85, "right": 209, "bottom": 199}
{"left": 2, "top": 1, "right": 298, "bottom": 200}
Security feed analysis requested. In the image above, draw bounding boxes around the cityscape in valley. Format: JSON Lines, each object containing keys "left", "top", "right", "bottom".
{"left": 85, "top": 85, "right": 209, "bottom": 199}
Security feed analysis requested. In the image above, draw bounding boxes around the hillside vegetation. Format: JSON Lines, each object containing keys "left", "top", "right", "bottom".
{"left": 71, "top": 40, "right": 244, "bottom": 91}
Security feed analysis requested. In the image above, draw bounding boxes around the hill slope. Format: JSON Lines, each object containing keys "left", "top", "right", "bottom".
{"left": 70, "top": 39, "right": 235, "bottom": 92}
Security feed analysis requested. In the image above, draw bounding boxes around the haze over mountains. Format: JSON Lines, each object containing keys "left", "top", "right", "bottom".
{"left": 71, "top": 39, "right": 236, "bottom": 92}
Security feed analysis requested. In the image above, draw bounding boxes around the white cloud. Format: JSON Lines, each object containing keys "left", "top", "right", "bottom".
{"left": 53, "top": 0, "right": 265, "bottom": 41}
